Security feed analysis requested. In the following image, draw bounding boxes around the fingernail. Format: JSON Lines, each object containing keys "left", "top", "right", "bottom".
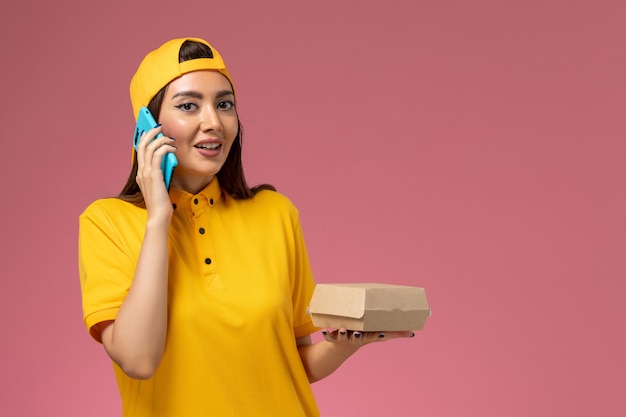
{"left": 410, "top": 332, "right": 415, "bottom": 338}
{"left": 339, "top": 330, "right": 347, "bottom": 335}
{"left": 378, "top": 333, "right": 386, "bottom": 339}
{"left": 354, "top": 332, "right": 362, "bottom": 338}
{"left": 322, "top": 330, "right": 328, "bottom": 336}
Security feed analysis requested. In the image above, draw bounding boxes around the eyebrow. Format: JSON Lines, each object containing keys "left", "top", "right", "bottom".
{"left": 171, "top": 90, "right": 234, "bottom": 100}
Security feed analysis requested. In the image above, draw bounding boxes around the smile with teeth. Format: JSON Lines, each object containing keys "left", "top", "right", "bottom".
{"left": 196, "top": 143, "right": 221, "bottom": 150}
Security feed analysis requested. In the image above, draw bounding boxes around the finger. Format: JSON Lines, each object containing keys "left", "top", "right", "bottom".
{"left": 146, "top": 135, "right": 176, "bottom": 153}
{"left": 141, "top": 137, "right": 176, "bottom": 175}
{"left": 152, "top": 142, "right": 177, "bottom": 161}
{"left": 384, "top": 330, "right": 416, "bottom": 339}
{"left": 137, "top": 126, "right": 167, "bottom": 164}
{"left": 321, "top": 329, "right": 337, "bottom": 342}
{"left": 138, "top": 125, "right": 163, "bottom": 149}
{"left": 363, "top": 330, "right": 416, "bottom": 343}
{"left": 337, "top": 328, "right": 349, "bottom": 343}
{"left": 145, "top": 139, "right": 176, "bottom": 165}
{"left": 351, "top": 331, "right": 365, "bottom": 346}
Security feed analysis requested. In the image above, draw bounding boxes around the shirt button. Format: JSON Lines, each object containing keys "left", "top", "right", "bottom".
{"left": 172, "top": 203, "right": 177, "bottom": 209}
{"left": 205, "top": 258, "right": 212, "bottom": 265}
{"left": 210, "top": 198, "right": 214, "bottom": 205}
{"left": 193, "top": 198, "right": 199, "bottom": 205}
{"left": 199, "top": 227, "right": 205, "bottom": 234}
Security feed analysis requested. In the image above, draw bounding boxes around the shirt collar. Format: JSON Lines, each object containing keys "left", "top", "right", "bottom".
{"left": 169, "top": 178, "right": 223, "bottom": 210}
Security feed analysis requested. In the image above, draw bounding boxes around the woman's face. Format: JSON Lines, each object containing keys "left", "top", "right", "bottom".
{"left": 159, "top": 70, "right": 238, "bottom": 194}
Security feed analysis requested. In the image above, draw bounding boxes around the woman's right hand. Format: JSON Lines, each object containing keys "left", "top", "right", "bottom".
{"left": 100, "top": 125, "right": 175, "bottom": 379}
{"left": 135, "top": 125, "right": 177, "bottom": 220}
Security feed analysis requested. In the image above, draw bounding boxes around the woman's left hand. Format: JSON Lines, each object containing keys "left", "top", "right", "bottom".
{"left": 298, "top": 328, "right": 415, "bottom": 382}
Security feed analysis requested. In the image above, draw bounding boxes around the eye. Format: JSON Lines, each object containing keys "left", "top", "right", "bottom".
{"left": 176, "top": 102, "right": 198, "bottom": 111}
{"left": 218, "top": 100, "right": 234, "bottom": 111}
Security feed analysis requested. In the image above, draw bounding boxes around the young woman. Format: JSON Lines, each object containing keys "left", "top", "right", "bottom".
{"left": 78, "top": 37, "right": 413, "bottom": 417}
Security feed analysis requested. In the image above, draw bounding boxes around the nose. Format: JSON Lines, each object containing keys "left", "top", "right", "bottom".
{"left": 199, "top": 105, "right": 222, "bottom": 132}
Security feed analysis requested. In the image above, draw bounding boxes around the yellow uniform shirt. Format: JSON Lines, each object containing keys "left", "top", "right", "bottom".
{"left": 79, "top": 179, "right": 320, "bottom": 417}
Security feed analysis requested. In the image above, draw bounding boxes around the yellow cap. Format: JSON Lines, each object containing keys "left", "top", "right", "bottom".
{"left": 129, "top": 37, "right": 235, "bottom": 120}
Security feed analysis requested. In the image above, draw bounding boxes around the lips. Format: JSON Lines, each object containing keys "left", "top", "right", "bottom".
{"left": 194, "top": 140, "right": 223, "bottom": 157}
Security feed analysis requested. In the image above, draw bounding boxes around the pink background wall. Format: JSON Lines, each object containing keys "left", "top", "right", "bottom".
{"left": 1, "top": 0, "right": 624, "bottom": 416}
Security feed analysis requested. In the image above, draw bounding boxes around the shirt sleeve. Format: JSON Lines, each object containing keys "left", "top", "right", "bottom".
{"left": 78, "top": 200, "right": 140, "bottom": 342}
{"left": 290, "top": 214, "right": 320, "bottom": 338}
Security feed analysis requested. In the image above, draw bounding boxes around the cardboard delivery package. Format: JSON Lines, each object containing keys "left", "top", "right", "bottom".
{"left": 307, "top": 283, "right": 430, "bottom": 331}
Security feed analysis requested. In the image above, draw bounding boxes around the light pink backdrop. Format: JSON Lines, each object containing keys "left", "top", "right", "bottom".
{"left": 1, "top": 0, "right": 624, "bottom": 416}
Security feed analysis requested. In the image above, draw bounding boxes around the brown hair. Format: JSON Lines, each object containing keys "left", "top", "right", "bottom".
{"left": 118, "top": 40, "right": 274, "bottom": 205}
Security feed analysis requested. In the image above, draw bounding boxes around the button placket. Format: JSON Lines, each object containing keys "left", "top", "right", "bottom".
{"left": 191, "top": 194, "right": 217, "bottom": 278}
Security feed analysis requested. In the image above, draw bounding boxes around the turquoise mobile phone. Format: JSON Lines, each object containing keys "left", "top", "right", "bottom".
{"left": 133, "top": 106, "right": 178, "bottom": 190}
